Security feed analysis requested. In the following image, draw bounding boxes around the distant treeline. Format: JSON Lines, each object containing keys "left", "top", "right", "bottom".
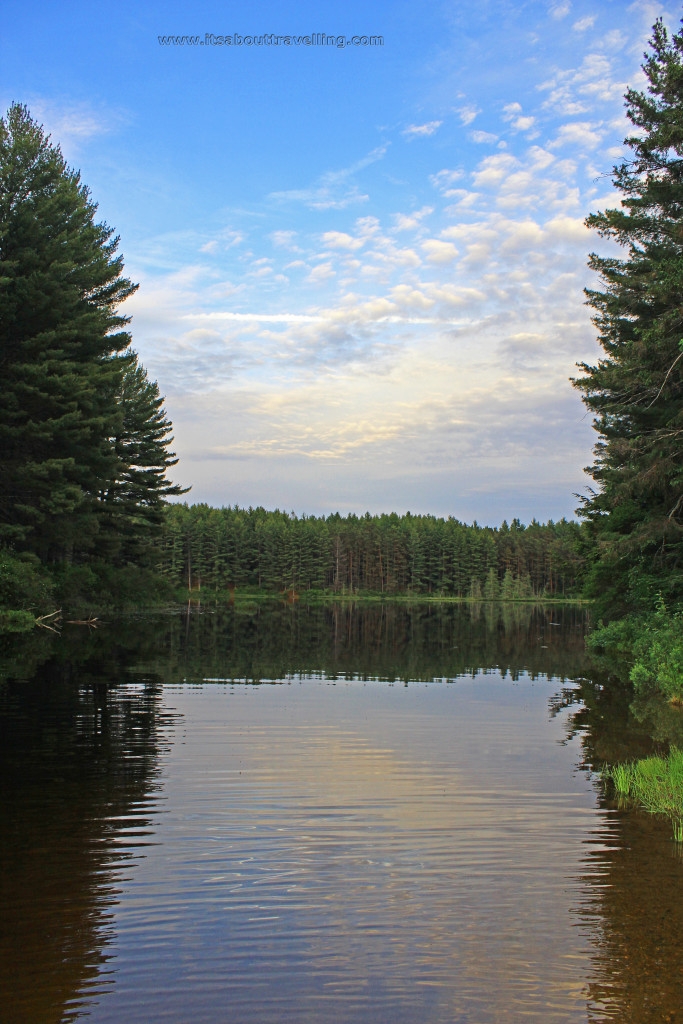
{"left": 159, "top": 504, "right": 585, "bottom": 598}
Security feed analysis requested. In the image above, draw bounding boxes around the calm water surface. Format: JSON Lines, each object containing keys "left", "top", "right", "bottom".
{"left": 1, "top": 604, "right": 682, "bottom": 1023}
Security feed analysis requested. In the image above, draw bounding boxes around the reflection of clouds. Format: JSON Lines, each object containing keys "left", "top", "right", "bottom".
{"left": 139, "top": 678, "right": 606, "bottom": 1023}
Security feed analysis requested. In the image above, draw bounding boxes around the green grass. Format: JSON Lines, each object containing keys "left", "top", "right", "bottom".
{"left": 604, "top": 748, "right": 683, "bottom": 842}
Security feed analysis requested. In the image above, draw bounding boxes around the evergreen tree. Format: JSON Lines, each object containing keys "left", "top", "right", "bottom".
{"left": 572, "top": 21, "right": 683, "bottom": 616}
{"left": 0, "top": 104, "right": 185, "bottom": 573}
{"left": 483, "top": 566, "right": 500, "bottom": 602}
{"left": 102, "top": 350, "right": 187, "bottom": 561}
{"left": 0, "top": 104, "right": 136, "bottom": 559}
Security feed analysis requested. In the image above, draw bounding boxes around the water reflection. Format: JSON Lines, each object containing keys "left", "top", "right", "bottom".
{"left": 151, "top": 601, "right": 590, "bottom": 683}
{"left": 0, "top": 604, "right": 681, "bottom": 1023}
{"left": 0, "top": 625, "right": 178, "bottom": 1023}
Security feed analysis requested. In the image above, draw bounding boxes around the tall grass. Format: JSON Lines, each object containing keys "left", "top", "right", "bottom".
{"left": 603, "top": 748, "right": 683, "bottom": 842}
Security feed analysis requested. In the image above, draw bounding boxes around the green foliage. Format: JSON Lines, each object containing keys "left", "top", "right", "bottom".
{"left": 572, "top": 20, "right": 683, "bottom": 619}
{"left": 483, "top": 566, "right": 500, "bottom": 601}
{"left": 0, "top": 549, "right": 55, "bottom": 613}
{"left": 604, "top": 747, "right": 683, "bottom": 840}
{"left": 0, "top": 103, "right": 136, "bottom": 560}
{"left": 51, "top": 559, "right": 175, "bottom": 614}
{"left": 0, "top": 104, "right": 186, "bottom": 600}
{"left": 588, "top": 601, "right": 683, "bottom": 701}
{"left": 0, "top": 610, "right": 36, "bottom": 633}
{"left": 586, "top": 615, "right": 639, "bottom": 660}
{"left": 159, "top": 503, "right": 586, "bottom": 599}
{"left": 100, "top": 350, "right": 188, "bottom": 562}
{"left": 630, "top": 601, "right": 683, "bottom": 701}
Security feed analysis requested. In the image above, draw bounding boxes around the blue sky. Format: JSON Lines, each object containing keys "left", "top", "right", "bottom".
{"left": 2, "top": 0, "right": 680, "bottom": 523}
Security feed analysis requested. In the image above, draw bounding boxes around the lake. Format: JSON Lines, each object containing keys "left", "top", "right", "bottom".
{"left": 1, "top": 603, "right": 682, "bottom": 1023}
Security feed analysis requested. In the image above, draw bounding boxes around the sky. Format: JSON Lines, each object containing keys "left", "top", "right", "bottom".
{"left": 2, "top": 0, "right": 681, "bottom": 525}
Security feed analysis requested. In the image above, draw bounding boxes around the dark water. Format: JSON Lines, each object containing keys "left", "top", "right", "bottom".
{"left": 1, "top": 603, "right": 682, "bottom": 1024}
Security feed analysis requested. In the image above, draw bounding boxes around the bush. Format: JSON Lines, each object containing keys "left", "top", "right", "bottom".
{"left": 630, "top": 602, "right": 683, "bottom": 703}
{"left": 588, "top": 602, "right": 683, "bottom": 702}
{"left": 0, "top": 549, "right": 55, "bottom": 613}
{"left": 0, "top": 609, "right": 37, "bottom": 632}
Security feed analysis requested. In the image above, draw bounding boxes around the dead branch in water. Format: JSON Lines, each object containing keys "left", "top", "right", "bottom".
{"left": 35, "top": 609, "right": 62, "bottom": 633}
{"left": 65, "top": 616, "right": 100, "bottom": 629}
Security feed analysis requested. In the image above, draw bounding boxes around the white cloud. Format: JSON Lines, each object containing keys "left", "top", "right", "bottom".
{"left": 459, "top": 242, "right": 492, "bottom": 266}
{"left": 469, "top": 129, "right": 498, "bottom": 144}
{"left": 189, "top": 312, "right": 325, "bottom": 324}
{"left": 572, "top": 15, "right": 596, "bottom": 31}
{"left": 471, "top": 152, "right": 519, "bottom": 187}
{"left": 421, "top": 239, "right": 459, "bottom": 264}
{"left": 270, "top": 230, "right": 300, "bottom": 249}
{"left": 354, "top": 215, "right": 382, "bottom": 238}
{"left": 307, "top": 262, "right": 335, "bottom": 284}
{"left": 499, "top": 220, "right": 545, "bottom": 252}
{"left": 15, "top": 97, "right": 130, "bottom": 159}
{"left": 392, "top": 206, "right": 433, "bottom": 231}
{"left": 603, "top": 29, "right": 627, "bottom": 49}
{"left": 502, "top": 102, "right": 536, "bottom": 133}
{"left": 545, "top": 215, "right": 590, "bottom": 243}
{"left": 549, "top": 1, "right": 571, "bottom": 18}
{"left": 456, "top": 104, "right": 480, "bottom": 125}
{"left": 402, "top": 121, "right": 443, "bottom": 138}
{"left": 322, "top": 231, "right": 366, "bottom": 251}
{"left": 198, "top": 228, "right": 243, "bottom": 256}
{"left": 268, "top": 145, "right": 387, "bottom": 209}
{"left": 269, "top": 184, "right": 369, "bottom": 210}
{"left": 539, "top": 53, "right": 628, "bottom": 117}
{"left": 502, "top": 102, "right": 523, "bottom": 120}
{"left": 443, "top": 189, "right": 480, "bottom": 211}
{"left": 549, "top": 120, "right": 604, "bottom": 150}
{"left": 528, "top": 146, "right": 555, "bottom": 169}
{"left": 430, "top": 168, "right": 464, "bottom": 191}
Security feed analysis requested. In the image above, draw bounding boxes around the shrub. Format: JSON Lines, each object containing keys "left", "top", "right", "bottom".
{"left": 630, "top": 602, "right": 683, "bottom": 703}
{"left": 0, "top": 549, "right": 55, "bottom": 612}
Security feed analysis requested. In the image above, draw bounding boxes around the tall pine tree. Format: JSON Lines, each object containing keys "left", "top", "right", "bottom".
{"left": 101, "top": 350, "right": 187, "bottom": 562}
{"left": 0, "top": 103, "right": 185, "bottom": 569}
{"left": 573, "top": 20, "right": 683, "bottom": 617}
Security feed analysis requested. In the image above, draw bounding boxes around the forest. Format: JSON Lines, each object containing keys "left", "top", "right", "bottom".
{"left": 159, "top": 503, "right": 584, "bottom": 599}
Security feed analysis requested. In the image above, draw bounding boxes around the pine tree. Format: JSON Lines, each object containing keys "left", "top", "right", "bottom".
{"left": 572, "top": 20, "right": 683, "bottom": 616}
{"left": 101, "top": 350, "right": 187, "bottom": 561}
{"left": 0, "top": 103, "right": 186, "bottom": 573}
{"left": 0, "top": 103, "right": 136, "bottom": 559}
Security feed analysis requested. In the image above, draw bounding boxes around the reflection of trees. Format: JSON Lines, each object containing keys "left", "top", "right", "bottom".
{"left": 0, "top": 603, "right": 621, "bottom": 1023}
{"left": 551, "top": 659, "right": 683, "bottom": 1019}
{"left": 550, "top": 669, "right": 683, "bottom": 771}
{"left": 550, "top": 675, "right": 658, "bottom": 770}
{"left": 156, "top": 602, "right": 591, "bottom": 684}
{"left": 575, "top": 810, "right": 683, "bottom": 1023}
{"left": 0, "top": 625, "right": 177, "bottom": 1024}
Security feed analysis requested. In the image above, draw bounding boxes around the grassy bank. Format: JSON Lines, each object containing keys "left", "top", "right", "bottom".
{"left": 604, "top": 748, "right": 683, "bottom": 842}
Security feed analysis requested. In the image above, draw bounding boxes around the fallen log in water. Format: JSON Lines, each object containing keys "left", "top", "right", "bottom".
{"left": 35, "top": 610, "right": 62, "bottom": 633}
{"left": 65, "top": 616, "right": 99, "bottom": 628}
